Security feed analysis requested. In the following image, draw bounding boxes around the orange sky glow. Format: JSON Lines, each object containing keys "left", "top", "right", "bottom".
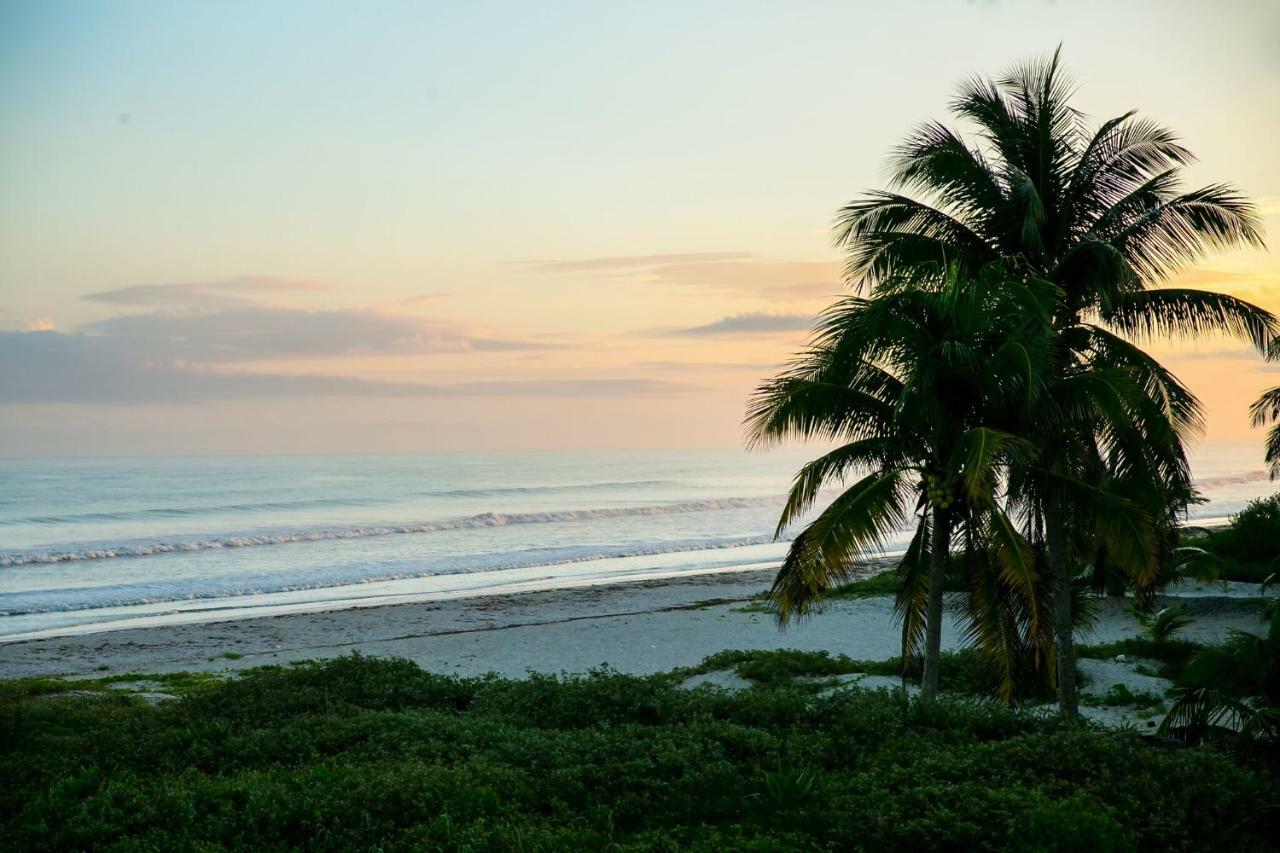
{"left": 2, "top": 2, "right": 1278, "bottom": 456}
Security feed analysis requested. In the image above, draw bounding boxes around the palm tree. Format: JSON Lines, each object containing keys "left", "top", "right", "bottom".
{"left": 999, "top": 314, "right": 1200, "bottom": 712}
{"left": 1250, "top": 341, "right": 1280, "bottom": 479}
{"left": 747, "top": 263, "right": 1051, "bottom": 701}
{"left": 1160, "top": 602, "right": 1280, "bottom": 747}
{"left": 1133, "top": 605, "right": 1193, "bottom": 643}
{"left": 827, "top": 48, "right": 1276, "bottom": 713}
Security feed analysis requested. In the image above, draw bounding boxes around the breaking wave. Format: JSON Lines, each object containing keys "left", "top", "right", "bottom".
{"left": 0, "top": 496, "right": 781, "bottom": 567}
{"left": 0, "top": 479, "right": 684, "bottom": 527}
{"left": 1193, "top": 470, "right": 1269, "bottom": 489}
{"left": 0, "top": 533, "right": 783, "bottom": 615}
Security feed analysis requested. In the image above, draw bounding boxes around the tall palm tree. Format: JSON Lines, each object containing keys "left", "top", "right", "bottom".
{"left": 747, "top": 263, "right": 1052, "bottom": 701}
{"left": 828, "top": 48, "right": 1276, "bottom": 713}
{"left": 1000, "top": 321, "right": 1194, "bottom": 712}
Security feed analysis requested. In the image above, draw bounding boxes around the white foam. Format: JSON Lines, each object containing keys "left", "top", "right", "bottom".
{"left": 0, "top": 533, "right": 784, "bottom": 614}
{"left": 1193, "top": 470, "right": 1270, "bottom": 488}
{"left": 0, "top": 496, "right": 781, "bottom": 567}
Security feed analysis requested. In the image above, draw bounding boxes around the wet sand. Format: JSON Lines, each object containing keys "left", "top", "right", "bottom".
{"left": 0, "top": 568, "right": 1269, "bottom": 686}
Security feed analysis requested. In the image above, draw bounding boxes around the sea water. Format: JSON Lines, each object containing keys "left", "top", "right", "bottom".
{"left": 0, "top": 444, "right": 1273, "bottom": 639}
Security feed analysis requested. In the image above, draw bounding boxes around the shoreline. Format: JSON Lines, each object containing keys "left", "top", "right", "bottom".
{"left": 1, "top": 514, "right": 1236, "bottom": 645}
{"left": 1, "top": 564, "right": 1270, "bottom": 687}
{"left": 0, "top": 558, "right": 793, "bottom": 644}
{"left": 0, "top": 567, "right": 781, "bottom": 681}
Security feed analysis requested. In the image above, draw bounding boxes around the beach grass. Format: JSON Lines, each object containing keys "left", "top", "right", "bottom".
{"left": 1076, "top": 638, "right": 1202, "bottom": 682}
{"left": 3, "top": 654, "right": 1276, "bottom": 851}
{"left": 673, "top": 647, "right": 1041, "bottom": 698}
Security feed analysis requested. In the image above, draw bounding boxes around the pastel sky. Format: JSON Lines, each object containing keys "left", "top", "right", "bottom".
{"left": 2, "top": 0, "right": 1279, "bottom": 456}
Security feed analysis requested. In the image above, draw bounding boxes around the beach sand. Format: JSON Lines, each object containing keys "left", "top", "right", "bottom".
{"left": 0, "top": 569, "right": 1269, "bottom": 694}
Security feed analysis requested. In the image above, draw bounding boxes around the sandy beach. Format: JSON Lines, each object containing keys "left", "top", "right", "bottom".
{"left": 2, "top": 568, "right": 1269, "bottom": 691}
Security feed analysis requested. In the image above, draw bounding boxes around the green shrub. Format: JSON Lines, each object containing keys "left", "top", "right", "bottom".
{"left": 1080, "top": 684, "right": 1164, "bottom": 710}
{"left": 2, "top": 654, "right": 1276, "bottom": 851}
{"left": 1225, "top": 494, "right": 1280, "bottom": 563}
{"left": 827, "top": 570, "right": 901, "bottom": 598}
{"left": 1186, "top": 494, "right": 1280, "bottom": 581}
{"left": 681, "top": 647, "right": 1051, "bottom": 700}
{"left": 1077, "top": 638, "right": 1201, "bottom": 680}
{"left": 680, "top": 648, "right": 890, "bottom": 685}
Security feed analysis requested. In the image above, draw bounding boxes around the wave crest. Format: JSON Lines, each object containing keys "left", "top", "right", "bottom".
{"left": 0, "top": 533, "right": 782, "bottom": 615}
{"left": 0, "top": 496, "right": 781, "bottom": 567}
{"left": 0, "top": 479, "right": 684, "bottom": 527}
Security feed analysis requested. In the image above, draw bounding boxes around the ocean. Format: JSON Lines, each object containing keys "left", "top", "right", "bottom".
{"left": 1, "top": 443, "right": 1274, "bottom": 640}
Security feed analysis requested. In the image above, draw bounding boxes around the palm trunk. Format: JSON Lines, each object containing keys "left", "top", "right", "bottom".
{"left": 1046, "top": 513, "right": 1078, "bottom": 716}
{"left": 921, "top": 506, "right": 950, "bottom": 702}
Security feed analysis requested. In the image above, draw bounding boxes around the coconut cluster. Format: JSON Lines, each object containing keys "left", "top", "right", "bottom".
{"left": 925, "top": 473, "right": 957, "bottom": 509}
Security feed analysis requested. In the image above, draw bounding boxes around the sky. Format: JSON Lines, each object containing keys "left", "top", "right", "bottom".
{"left": 2, "top": 0, "right": 1279, "bottom": 457}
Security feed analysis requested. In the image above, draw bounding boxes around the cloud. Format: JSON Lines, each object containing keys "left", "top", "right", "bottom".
{"left": 77, "top": 274, "right": 548, "bottom": 363}
{"left": 637, "top": 360, "right": 778, "bottom": 372}
{"left": 396, "top": 292, "right": 449, "bottom": 307}
{"left": 666, "top": 312, "right": 813, "bottom": 336}
{"left": 0, "top": 331, "right": 688, "bottom": 404}
{"left": 85, "top": 276, "right": 331, "bottom": 308}
{"left": 527, "top": 252, "right": 840, "bottom": 302}
{"left": 21, "top": 318, "right": 55, "bottom": 331}
{"left": 431, "top": 379, "right": 691, "bottom": 397}
{"left": 525, "top": 252, "right": 752, "bottom": 273}
{"left": 79, "top": 305, "right": 551, "bottom": 362}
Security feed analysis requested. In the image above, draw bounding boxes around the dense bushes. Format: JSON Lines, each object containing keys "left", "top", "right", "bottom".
{"left": 1187, "top": 494, "right": 1280, "bottom": 581}
{"left": 3, "top": 655, "right": 1277, "bottom": 851}
{"left": 1223, "top": 494, "right": 1280, "bottom": 564}
{"left": 684, "top": 647, "right": 1055, "bottom": 701}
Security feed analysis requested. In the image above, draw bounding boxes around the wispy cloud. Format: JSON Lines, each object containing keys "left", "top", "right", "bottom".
{"left": 396, "top": 292, "right": 449, "bottom": 307}
{"left": 78, "top": 305, "right": 551, "bottom": 362}
{"left": 433, "top": 379, "right": 692, "bottom": 397}
{"left": 78, "top": 274, "right": 547, "bottom": 361}
{"left": 0, "top": 331, "right": 688, "bottom": 404}
{"left": 85, "top": 276, "right": 331, "bottom": 308}
{"left": 527, "top": 252, "right": 840, "bottom": 302}
{"left": 524, "top": 252, "right": 751, "bottom": 273}
{"left": 637, "top": 360, "right": 778, "bottom": 372}
{"left": 665, "top": 312, "right": 813, "bottom": 336}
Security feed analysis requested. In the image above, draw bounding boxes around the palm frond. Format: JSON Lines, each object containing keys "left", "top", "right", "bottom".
{"left": 1041, "top": 469, "right": 1157, "bottom": 583}
{"left": 952, "top": 427, "right": 1034, "bottom": 502}
{"left": 887, "top": 121, "right": 1006, "bottom": 222}
{"left": 1266, "top": 424, "right": 1280, "bottom": 481}
{"left": 1248, "top": 386, "right": 1280, "bottom": 428}
{"left": 745, "top": 377, "right": 895, "bottom": 448}
{"left": 1100, "top": 288, "right": 1277, "bottom": 353}
{"left": 1113, "top": 184, "right": 1265, "bottom": 283}
{"left": 1082, "top": 324, "right": 1205, "bottom": 440}
{"left": 832, "top": 192, "right": 993, "bottom": 287}
{"left": 1067, "top": 113, "right": 1195, "bottom": 233}
{"left": 770, "top": 469, "right": 911, "bottom": 624}
{"left": 1247, "top": 386, "right": 1280, "bottom": 480}
{"left": 774, "top": 439, "right": 905, "bottom": 536}
{"left": 959, "top": 554, "right": 1026, "bottom": 703}
{"left": 893, "top": 518, "right": 932, "bottom": 673}
{"left": 981, "top": 502, "right": 1041, "bottom": 635}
